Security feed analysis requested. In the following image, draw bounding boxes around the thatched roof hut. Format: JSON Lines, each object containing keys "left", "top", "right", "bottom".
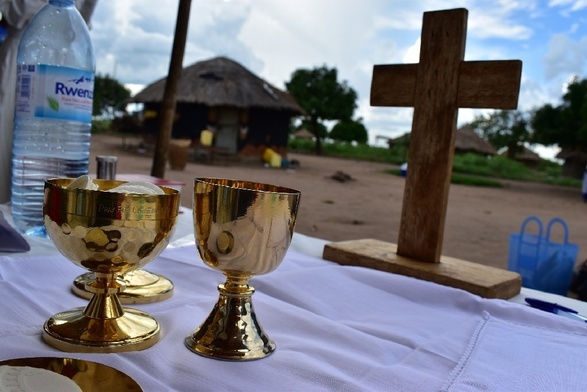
{"left": 556, "top": 148, "right": 587, "bottom": 161}
{"left": 384, "top": 127, "right": 495, "bottom": 156}
{"left": 293, "top": 128, "right": 315, "bottom": 139}
{"left": 556, "top": 147, "right": 587, "bottom": 179}
{"left": 455, "top": 126, "right": 496, "bottom": 156}
{"left": 386, "top": 133, "right": 410, "bottom": 147}
{"left": 500, "top": 146, "right": 541, "bottom": 169}
{"left": 132, "top": 56, "right": 304, "bottom": 158}
{"left": 132, "top": 56, "right": 303, "bottom": 113}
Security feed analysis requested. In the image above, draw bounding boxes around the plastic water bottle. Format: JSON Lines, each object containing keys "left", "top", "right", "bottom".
{"left": 582, "top": 166, "right": 587, "bottom": 202}
{"left": 11, "top": 0, "right": 95, "bottom": 235}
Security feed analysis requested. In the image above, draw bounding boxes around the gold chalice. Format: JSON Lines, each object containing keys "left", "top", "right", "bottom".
{"left": 42, "top": 178, "right": 180, "bottom": 353}
{"left": 185, "top": 178, "right": 301, "bottom": 361}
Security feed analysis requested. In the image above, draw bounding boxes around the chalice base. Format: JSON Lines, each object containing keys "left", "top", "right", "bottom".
{"left": 43, "top": 307, "right": 160, "bottom": 353}
{"left": 72, "top": 270, "right": 174, "bottom": 304}
{"left": 185, "top": 294, "right": 275, "bottom": 361}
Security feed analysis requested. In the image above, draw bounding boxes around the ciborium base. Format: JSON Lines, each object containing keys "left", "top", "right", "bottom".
{"left": 43, "top": 307, "right": 160, "bottom": 353}
{"left": 185, "top": 282, "right": 275, "bottom": 361}
{"left": 72, "top": 270, "right": 174, "bottom": 304}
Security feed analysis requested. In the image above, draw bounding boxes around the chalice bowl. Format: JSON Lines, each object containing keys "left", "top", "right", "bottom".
{"left": 185, "top": 178, "right": 301, "bottom": 360}
{"left": 42, "top": 178, "right": 180, "bottom": 353}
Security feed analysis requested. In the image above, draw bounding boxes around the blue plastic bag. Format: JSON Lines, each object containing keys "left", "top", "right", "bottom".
{"left": 508, "top": 216, "right": 579, "bottom": 295}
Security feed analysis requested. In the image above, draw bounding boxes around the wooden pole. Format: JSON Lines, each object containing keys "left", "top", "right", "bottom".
{"left": 151, "top": 0, "right": 192, "bottom": 178}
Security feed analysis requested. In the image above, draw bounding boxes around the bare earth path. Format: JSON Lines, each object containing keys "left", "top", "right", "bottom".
{"left": 90, "top": 134, "right": 587, "bottom": 270}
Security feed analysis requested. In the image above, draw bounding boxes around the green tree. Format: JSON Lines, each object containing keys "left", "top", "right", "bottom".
{"left": 286, "top": 66, "right": 357, "bottom": 154}
{"left": 93, "top": 74, "right": 132, "bottom": 117}
{"left": 531, "top": 77, "right": 587, "bottom": 178}
{"left": 531, "top": 77, "right": 587, "bottom": 149}
{"left": 470, "top": 110, "right": 529, "bottom": 157}
{"left": 329, "top": 118, "right": 368, "bottom": 144}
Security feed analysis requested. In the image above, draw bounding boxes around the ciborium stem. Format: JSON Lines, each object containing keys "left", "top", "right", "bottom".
{"left": 82, "top": 273, "right": 125, "bottom": 319}
{"left": 185, "top": 274, "right": 275, "bottom": 361}
{"left": 43, "top": 271, "right": 161, "bottom": 353}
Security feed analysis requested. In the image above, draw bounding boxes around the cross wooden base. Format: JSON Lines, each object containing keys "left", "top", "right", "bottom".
{"left": 323, "top": 239, "right": 521, "bottom": 299}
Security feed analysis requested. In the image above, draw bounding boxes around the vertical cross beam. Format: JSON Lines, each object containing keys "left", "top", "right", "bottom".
{"left": 370, "top": 8, "right": 522, "bottom": 263}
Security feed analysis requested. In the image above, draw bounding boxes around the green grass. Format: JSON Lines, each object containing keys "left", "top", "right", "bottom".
{"left": 91, "top": 119, "right": 112, "bottom": 134}
{"left": 289, "top": 138, "right": 581, "bottom": 188}
{"left": 385, "top": 169, "right": 504, "bottom": 187}
{"left": 288, "top": 138, "right": 405, "bottom": 164}
{"left": 451, "top": 173, "right": 504, "bottom": 187}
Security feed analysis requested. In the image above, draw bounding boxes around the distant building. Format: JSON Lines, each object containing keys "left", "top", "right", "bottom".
{"left": 384, "top": 126, "right": 496, "bottom": 156}
{"left": 454, "top": 126, "right": 496, "bottom": 156}
{"left": 292, "top": 128, "right": 315, "bottom": 140}
{"left": 500, "top": 146, "right": 542, "bottom": 169}
{"left": 556, "top": 148, "right": 587, "bottom": 179}
{"left": 131, "top": 56, "right": 304, "bottom": 159}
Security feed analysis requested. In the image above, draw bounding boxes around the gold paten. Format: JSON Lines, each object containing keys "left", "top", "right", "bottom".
{"left": 43, "top": 178, "right": 180, "bottom": 353}
{"left": 185, "top": 178, "right": 301, "bottom": 360}
{"left": 0, "top": 357, "right": 143, "bottom": 391}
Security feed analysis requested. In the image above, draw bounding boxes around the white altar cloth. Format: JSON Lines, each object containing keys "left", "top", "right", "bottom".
{"left": 2, "top": 244, "right": 587, "bottom": 391}
{"left": 2, "top": 202, "right": 587, "bottom": 390}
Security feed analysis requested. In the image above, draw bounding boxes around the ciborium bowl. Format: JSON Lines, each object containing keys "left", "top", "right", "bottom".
{"left": 42, "top": 178, "right": 180, "bottom": 353}
{"left": 185, "top": 178, "right": 301, "bottom": 361}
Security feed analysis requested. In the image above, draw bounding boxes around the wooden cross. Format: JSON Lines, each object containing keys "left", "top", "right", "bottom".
{"left": 371, "top": 8, "right": 521, "bottom": 263}
{"left": 323, "top": 8, "right": 523, "bottom": 298}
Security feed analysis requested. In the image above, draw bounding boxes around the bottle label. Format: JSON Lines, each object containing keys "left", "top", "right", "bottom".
{"left": 15, "top": 64, "right": 94, "bottom": 123}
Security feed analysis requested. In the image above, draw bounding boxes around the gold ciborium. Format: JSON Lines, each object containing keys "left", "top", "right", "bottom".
{"left": 42, "top": 178, "right": 180, "bottom": 353}
{"left": 185, "top": 178, "right": 301, "bottom": 361}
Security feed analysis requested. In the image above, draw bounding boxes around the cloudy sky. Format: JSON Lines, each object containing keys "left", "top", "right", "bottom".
{"left": 88, "top": 0, "right": 587, "bottom": 155}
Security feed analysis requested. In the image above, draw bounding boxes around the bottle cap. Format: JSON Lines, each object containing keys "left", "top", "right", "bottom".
{"left": 96, "top": 156, "right": 118, "bottom": 180}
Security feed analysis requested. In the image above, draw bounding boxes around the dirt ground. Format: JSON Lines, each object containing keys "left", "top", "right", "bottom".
{"left": 89, "top": 133, "right": 587, "bottom": 271}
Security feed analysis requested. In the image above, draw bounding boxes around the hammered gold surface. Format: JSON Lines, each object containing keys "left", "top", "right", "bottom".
{"left": 186, "top": 178, "right": 300, "bottom": 360}
{"left": 42, "top": 178, "right": 180, "bottom": 352}
{"left": 44, "top": 178, "right": 179, "bottom": 274}
{"left": 193, "top": 178, "right": 300, "bottom": 277}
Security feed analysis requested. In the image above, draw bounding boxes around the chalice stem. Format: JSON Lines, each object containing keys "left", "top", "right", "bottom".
{"left": 221, "top": 275, "right": 254, "bottom": 296}
{"left": 185, "top": 276, "right": 275, "bottom": 360}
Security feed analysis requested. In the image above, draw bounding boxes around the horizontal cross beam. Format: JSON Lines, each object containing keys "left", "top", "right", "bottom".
{"left": 371, "top": 60, "right": 522, "bottom": 109}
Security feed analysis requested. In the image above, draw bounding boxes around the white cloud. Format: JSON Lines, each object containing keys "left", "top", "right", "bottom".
{"left": 468, "top": 13, "right": 533, "bottom": 40}
{"left": 239, "top": 0, "right": 389, "bottom": 87}
{"left": 543, "top": 34, "right": 587, "bottom": 80}
{"left": 549, "top": 0, "right": 587, "bottom": 11}
{"left": 403, "top": 38, "right": 420, "bottom": 63}
{"left": 87, "top": 0, "right": 587, "bottom": 157}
